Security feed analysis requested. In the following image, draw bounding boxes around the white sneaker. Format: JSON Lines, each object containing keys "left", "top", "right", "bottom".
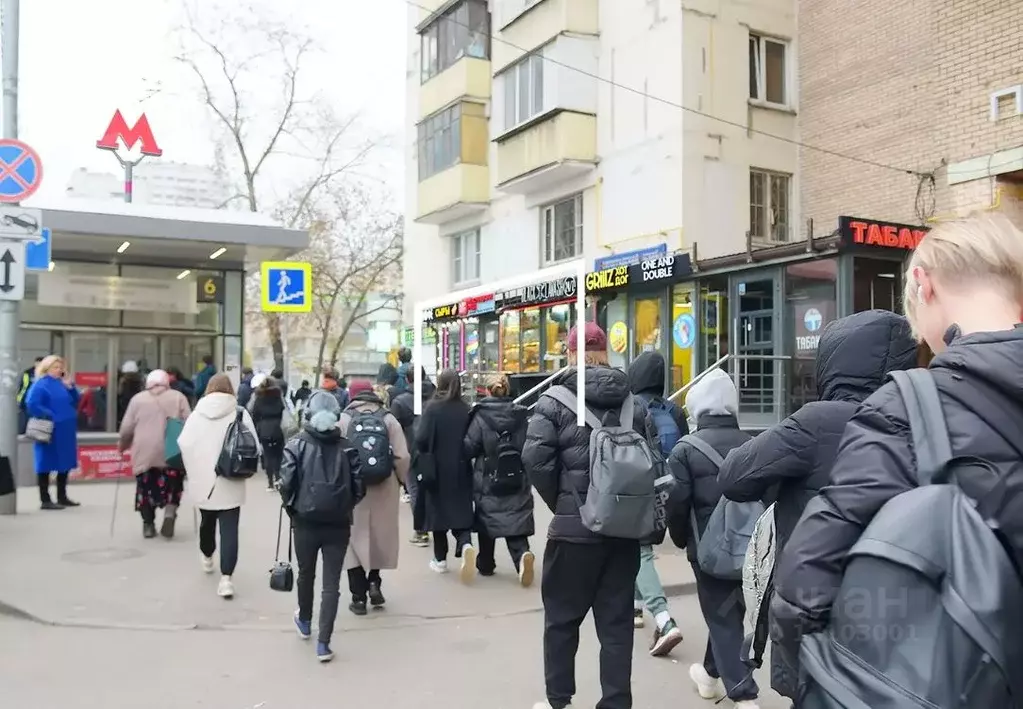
{"left": 460, "top": 543, "right": 477, "bottom": 584}
{"left": 201, "top": 556, "right": 214, "bottom": 574}
{"left": 519, "top": 550, "right": 536, "bottom": 587}
{"left": 733, "top": 702, "right": 760, "bottom": 709}
{"left": 689, "top": 663, "right": 725, "bottom": 700}
{"left": 217, "top": 575, "right": 235, "bottom": 599}
{"left": 429, "top": 559, "right": 449, "bottom": 574}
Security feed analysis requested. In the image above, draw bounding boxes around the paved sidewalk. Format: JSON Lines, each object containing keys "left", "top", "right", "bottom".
{"left": 0, "top": 479, "right": 695, "bottom": 630}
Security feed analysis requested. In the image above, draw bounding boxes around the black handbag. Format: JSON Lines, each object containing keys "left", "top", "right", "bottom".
{"left": 269, "top": 505, "right": 294, "bottom": 593}
{"left": 416, "top": 410, "right": 439, "bottom": 491}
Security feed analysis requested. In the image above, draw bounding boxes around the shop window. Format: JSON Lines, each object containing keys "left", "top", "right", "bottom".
{"left": 500, "top": 310, "right": 521, "bottom": 372}
{"left": 786, "top": 259, "right": 837, "bottom": 411}
{"left": 503, "top": 51, "right": 544, "bottom": 131}
{"left": 750, "top": 169, "right": 791, "bottom": 242}
{"left": 452, "top": 228, "right": 481, "bottom": 286}
{"left": 420, "top": 0, "right": 490, "bottom": 83}
{"left": 542, "top": 193, "right": 583, "bottom": 265}
{"left": 670, "top": 285, "right": 697, "bottom": 395}
{"left": 854, "top": 257, "right": 903, "bottom": 313}
{"left": 749, "top": 33, "right": 788, "bottom": 106}
{"left": 480, "top": 320, "right": 500, "bottom": 372}
{"left": 699, "top": 275, "right": 729, "bottom": 376}
{"left": 543, "top": 304, "right": 572, "bottom": 372}
{"left": 520, "top": 307, "right": 542, "bottom": 372}
{"left": 445, "top": 323, "right": 461, "bottom": 370}
{"left": 633, "top": 297, "right": 662, "bottom": 357}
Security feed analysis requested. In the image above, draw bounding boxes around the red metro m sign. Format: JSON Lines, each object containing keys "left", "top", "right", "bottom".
{"left": 96, "top": 110, "right": 163, "bottom": 157}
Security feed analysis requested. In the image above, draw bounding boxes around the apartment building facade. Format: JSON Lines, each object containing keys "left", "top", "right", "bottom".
{"left": 404, "top": 0, "right": 810, "bottom": 411}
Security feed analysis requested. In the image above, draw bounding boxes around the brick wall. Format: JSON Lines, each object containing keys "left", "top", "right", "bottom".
{"left": 799, "top": 0, "right": 1023, "bottom": 231}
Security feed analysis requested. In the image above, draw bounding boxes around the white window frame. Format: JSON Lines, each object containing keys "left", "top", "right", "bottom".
{"left": 749, "top": 168, "right": 791, "bottom": 242}
{"left": 749, "top": 33, "right": 789, "bottom": 108}
{"left": 542, "top": 194, "right": 584, "bottom": 265}
{"left": 452, "top": 228, "right": 482, "bottom": 286}
{"left": 503, "top": 51, "right": 545, "bottom": 132}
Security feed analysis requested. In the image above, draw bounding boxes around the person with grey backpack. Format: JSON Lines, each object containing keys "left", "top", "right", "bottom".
{"left": 523, "top": 323, "right": 651, "bottom": 709}
{"left": 667, "top": 368, "right": 761, "bottom": 708}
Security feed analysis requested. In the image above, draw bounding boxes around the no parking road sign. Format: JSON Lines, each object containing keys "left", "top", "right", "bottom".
{"left": 0, "top": 139, "right": 44, "bottom": 203}
{"left": 260, "top": 261, "right": 312, "bottom": 313}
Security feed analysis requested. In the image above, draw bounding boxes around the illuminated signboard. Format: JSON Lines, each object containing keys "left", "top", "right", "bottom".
{"left": 839, "top": 216, "right": 929, "bottom": 250}
{"left": 585, "top": 266, "right": 630, "bottom": 292}
{"left": 430, "top": 303, "right": 458, "bottom": 320}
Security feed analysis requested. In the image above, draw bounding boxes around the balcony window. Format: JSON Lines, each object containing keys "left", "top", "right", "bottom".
{"left": 452, "top": 228, "right": 481, "bottom": 285}
{"left": 503, "top": 52, "right": 545, "bottom": 131}
{"left": 750, "top": 169, "right": 791, "bottom": 241}
{"left": 417, "top": 105, "right": 462, "bottom": 181}
{"left": 749, "top": 33, "right": 788, "bottom": 106}
{"left": 542, "top": 193, "right": 583, "bottom": 265}
{"left": 420, "top": 0, "right": 490, "bottom": 83}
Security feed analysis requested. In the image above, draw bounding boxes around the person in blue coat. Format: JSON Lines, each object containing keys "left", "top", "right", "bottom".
{"left": 25, "top": 355, "right": 81, "bottom": 510}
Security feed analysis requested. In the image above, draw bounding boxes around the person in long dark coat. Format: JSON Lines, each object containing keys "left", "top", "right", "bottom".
{"left": 464, "top": 373, "right": 535, "bottom": 586}
{"left": 415, "top": 368, "right": 477, "bottom": 584}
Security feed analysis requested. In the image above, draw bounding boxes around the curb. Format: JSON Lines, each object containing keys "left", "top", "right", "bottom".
{"left": 0, "top": 581, "right": 697, "bottom": 632}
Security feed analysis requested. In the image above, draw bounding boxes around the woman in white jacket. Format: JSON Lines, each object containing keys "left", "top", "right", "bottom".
{"left": 178, "top": 372, "right": 260, "bottom": 599}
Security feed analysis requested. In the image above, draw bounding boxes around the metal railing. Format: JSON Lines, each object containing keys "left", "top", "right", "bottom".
{"left": 514, "top": 367, "right": 569, "bottom": 409}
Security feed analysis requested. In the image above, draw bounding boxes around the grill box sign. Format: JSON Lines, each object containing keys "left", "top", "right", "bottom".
{"left": 585, "top": 266, "right": 629, "bottom": 292}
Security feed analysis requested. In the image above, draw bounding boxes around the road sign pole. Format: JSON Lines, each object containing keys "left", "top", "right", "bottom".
{"left": 0, "top": 0, "right": 20, "bottom": 515}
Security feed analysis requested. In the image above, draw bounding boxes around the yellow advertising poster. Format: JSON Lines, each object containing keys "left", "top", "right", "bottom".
{"left": 609, "top": 321, "right": 628, "bottom": 354}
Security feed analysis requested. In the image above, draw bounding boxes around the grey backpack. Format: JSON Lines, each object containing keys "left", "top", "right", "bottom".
{"left": 543, "top": 385, "right": 658, "bottom": 540}
{"left": 683, "top": 435, "right": 766, "bottom": 580}
{"left": 799, "top": 368, "right": 1023, "bottom": 708}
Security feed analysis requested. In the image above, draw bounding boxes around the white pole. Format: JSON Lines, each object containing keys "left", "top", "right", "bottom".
{"left": 413, "top": 306, "right": 422, "bottom": 416}
{"left": 575, "top": 260, "right": 585, "bottom": 427}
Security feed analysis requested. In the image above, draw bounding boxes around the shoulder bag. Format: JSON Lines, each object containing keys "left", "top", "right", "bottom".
{"left": 268, "top": 505, "right": 294, "bottom": 592}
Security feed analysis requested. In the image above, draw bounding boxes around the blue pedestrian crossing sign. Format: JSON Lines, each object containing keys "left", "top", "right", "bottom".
{"left": 26, "top": 227, "right": 51, "bottom": 271}
{"left": 260, "top": 261, "right": 312, "bottom": 313}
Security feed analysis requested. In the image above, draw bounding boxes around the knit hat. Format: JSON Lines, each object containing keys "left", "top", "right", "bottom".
{"left": 566, "top": 322, "right": 608, "bottom": 353}
{"left": 347, "top": 379, "right": 374, "bottom": 398}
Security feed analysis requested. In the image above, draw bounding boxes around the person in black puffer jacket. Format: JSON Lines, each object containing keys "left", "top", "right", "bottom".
{"left": 391, "top": 367, "right": 437, "bottom": 547}
{"left": 464, "top": 373, "right": 534, "bottom": 585}
{"left": 627, "top": 350, "right": 688, "bottom": 656}
{"left": 773, "top": 213, "right": 1023, "bottom": 703}
{"left": 251, "top": 376, "right": 286, "bottom": 490}
{"left": 667, "top": 368, "right": 759, "bottom": 707}
{"left": 716, "top": 309, "right": 917, "bottom": 700}
{"left": 523, "top": 322, "right": 646, "bottom": 709}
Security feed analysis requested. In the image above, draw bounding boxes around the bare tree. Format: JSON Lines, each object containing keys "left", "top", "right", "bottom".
{"left": 175, "top": 2, "right": 379, "bottom": 371}
{"left": 307, "top": 184, "right": 403, "bottom": 382}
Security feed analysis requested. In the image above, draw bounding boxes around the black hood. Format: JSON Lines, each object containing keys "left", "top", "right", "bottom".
{"left": 815, "top": 309, "right": 918, "bottom": 402}
{"left": 553, "top": 365, "right": 631, "bottom": 410}
{"left": 628, "top": 351, "right": 666, "bottom": 396}
{"left": 935, "top": 325, "right": 1023, "bottom": 408}
{"left": 302, "top": 426, "right": 342, "bottom": 443}
{"left": 473, "top": 396, "right": 527, "bottom": 430}
{"left": 377, "top": 363, "right": 398, "bottom": 386}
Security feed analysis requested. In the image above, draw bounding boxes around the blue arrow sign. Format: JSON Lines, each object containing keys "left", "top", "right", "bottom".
{"left": 260, "top": 261, "right": 312, "bottom": 313}
{"left": 0, "top": 139, "right": 44, "bottom": 203}
{"left": 26, "top": 227, "right": 51, "bottom": 271}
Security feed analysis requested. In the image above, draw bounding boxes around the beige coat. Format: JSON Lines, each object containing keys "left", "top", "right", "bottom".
{"left": 339, "top": 399, "right": 410, "bottom": 571}
{"left": 178, "top": 392, "right": 261, "bottom": 511}
{"left": 118, "top": 387, "right": 191, "bottom": 474}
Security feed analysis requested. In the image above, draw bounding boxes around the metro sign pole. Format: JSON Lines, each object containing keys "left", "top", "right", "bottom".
{"left": 96, "top": 110, "right": 163, "bottom": 203}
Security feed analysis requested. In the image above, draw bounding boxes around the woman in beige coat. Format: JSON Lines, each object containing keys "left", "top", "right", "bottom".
{"left": 118, "top": 369, "right": 191, "bottom": 539}
{"left": 339, "top": 379, "right": 409, "bottom": 615}
{"left": 178, "top": 373, "right": 261, "bottom": 599}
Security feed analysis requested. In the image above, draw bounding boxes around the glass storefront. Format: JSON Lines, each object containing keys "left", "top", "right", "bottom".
{"left": 854, "top": 256, "right": 904, "bottom": 313}
{"left": 786, "top": 258, "right": 838, "bottom": 411}
{"left": 699, "top": 275, "right": 729, "bottom": 376}
{"left": 500, "top": 305, "right": 575, "bottom": 373}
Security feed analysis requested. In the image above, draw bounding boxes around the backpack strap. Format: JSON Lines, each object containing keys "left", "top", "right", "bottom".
{"left": 889, "top": 369, "right": 951, "bottom": 486}
{"left": 543, "top": 385, "right": 603, "bottom": 430}
{"left": 681, "top": 434, "right": 725, "bottom": 469}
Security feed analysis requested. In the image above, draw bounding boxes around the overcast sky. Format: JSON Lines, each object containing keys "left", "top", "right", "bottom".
{"left": 11, "top": 0, "right": 406, "bottom": 204}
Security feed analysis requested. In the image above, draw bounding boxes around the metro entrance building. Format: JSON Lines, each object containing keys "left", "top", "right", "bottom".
{"left": 14, "top": 198, "right": 307, "bottom": 484}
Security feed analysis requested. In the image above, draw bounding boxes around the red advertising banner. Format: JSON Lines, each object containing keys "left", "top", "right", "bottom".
{"left": 71, "top": 445, "right": 133, "bottom": 481}
{"left": 75, "top": 372, "right": 108, "bottom": 388}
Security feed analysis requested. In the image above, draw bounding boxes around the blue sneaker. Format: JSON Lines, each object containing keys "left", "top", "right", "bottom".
{"left": 316, "top": 642, "right": 334, "bottom": 663}
{"left": 293, "top": 611, "right": 311, "bottom": 640}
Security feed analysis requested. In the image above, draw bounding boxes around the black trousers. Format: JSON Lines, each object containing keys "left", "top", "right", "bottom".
{"left": 433, "top": 529, "right": 472, "bottom": 561}
{"left": 542, "top": 539, "right": 640, "bottom": 709}
{"left": 262, "top": 439, "right": 283, "bottom": 486}
{"left": 294, "top": 522, "right": 350, "bottom": 644}
{"left": 37, "top": 471, "right": 71, "bottom": 504}
{"left": 198, "top": 507, "right": 241, "bottom": 575}
{"left": 347, "top": 567, "right": 382, "bottom": 600}
{"left": 691, "top": 563, "right": 759, "bottom": 701}
{"left": 477, "top": 532, "right": 530, "bottom": 574}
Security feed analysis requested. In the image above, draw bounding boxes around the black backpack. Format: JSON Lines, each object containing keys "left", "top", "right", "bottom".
{"left": 215, "top": 407, "right": 261, "bottom": 479}
{"left": 798, "top": 368, "right": 1023, "bottom": 708}
{"left": 478, "top": 410, "right": 525, "bottom": 497}
{"left": 293, "top": 432, "right": 354, "bottom": 524}
{"left": 348, "top": 409, "right": 393, "bottom": 486}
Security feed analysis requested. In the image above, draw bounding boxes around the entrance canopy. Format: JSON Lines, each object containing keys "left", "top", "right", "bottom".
{"left": 27, "top": 198, "right": 309, "bottom": 269}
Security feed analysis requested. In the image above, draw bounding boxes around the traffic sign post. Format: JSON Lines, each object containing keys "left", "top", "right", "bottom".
{"left": 0, "top": 242, "right": 25, "bottom": 301}
{"left": 0, "top": 138, "right": 42, "bottom": 204}
{"left": 260, "top": 262, "right": 312, "bottom": 313}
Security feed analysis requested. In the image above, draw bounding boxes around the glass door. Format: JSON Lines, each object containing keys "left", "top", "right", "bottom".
{"left": 730, "top": 271, "right": 782, "bottom": 424}
{"left": 67, "top": 334, "right": 113, "bottom": 432}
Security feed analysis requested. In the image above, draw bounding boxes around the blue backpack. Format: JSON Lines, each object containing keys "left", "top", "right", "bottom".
{"left": 644, "top": 397, "right": 682, "bottom": 458}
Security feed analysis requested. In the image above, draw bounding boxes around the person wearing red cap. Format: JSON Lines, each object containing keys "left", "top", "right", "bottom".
{"left": 523, "top": 322, "right": 647, "bottom": 709}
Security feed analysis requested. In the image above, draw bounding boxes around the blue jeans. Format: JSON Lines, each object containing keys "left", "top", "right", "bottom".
{"left": 634, "top": 543, "right": 669, "bottom": 618}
